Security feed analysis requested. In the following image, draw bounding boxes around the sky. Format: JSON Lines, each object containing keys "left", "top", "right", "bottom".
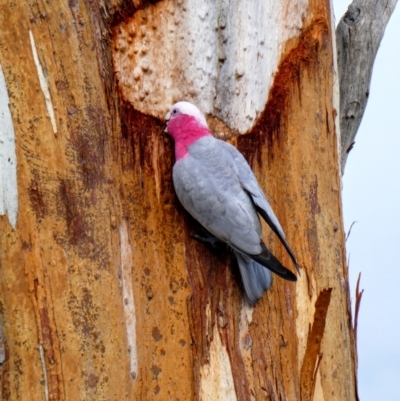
{"left": 333, "top": 1, "right": 400, "bottom": 400}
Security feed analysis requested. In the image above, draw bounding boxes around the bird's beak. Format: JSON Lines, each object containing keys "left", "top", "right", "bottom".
{"left": 164, "top": 111, "right": 170, "bottom": 133}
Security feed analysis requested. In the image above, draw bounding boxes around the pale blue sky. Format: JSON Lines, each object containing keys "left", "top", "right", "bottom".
{"left": 334, "top": 1, "right": 400, "bottom": 400}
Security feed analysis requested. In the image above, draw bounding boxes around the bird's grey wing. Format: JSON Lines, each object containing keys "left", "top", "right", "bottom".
{"left": 235, "top": 251, "right": 272, "bottom": 305}
{"left": 173, "top": 137, "right": 261, "bottom": 255}
{"left": 218, "top": 140, "right": 299, "bottom": 272}
{"left": 216, "top": 140, "right": 284, "bottom": 233}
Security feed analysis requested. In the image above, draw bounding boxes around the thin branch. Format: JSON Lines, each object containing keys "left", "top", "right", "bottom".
{"left": 345, "top": 221, "right": 357, "bottom": 242}
{"left": 354, "top": 272, "right": 364, "bottom": 354}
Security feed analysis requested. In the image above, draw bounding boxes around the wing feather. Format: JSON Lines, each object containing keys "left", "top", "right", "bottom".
{"left": 217, "top": 140, "right": 300, "bottom": 273}
{"left": 173, "top": 136, "right": 261, "bottom": 255}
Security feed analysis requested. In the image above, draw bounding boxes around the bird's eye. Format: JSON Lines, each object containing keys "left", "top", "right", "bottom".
{"left": 172, "top": 108, "right": 178, "bottom": 115}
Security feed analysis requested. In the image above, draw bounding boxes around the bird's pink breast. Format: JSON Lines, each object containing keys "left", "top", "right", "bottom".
{"left": 167, "top": 114, "right": 211, "bottom": 160}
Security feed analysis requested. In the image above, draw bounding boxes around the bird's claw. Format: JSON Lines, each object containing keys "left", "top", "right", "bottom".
{"left": 191, "top": 232, "right": 225, "bottom": 249}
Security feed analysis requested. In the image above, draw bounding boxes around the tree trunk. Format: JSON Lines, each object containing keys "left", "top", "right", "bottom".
{"left": 336, "top": 0, "right": 398, "bottom": 172}
{"left": 0, "top": 1, "right": 358, "bottom": 400}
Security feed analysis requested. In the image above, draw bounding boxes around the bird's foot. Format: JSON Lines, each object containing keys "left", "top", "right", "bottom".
{"left": 191, "top": 230, "right": 225, "bottom": 250}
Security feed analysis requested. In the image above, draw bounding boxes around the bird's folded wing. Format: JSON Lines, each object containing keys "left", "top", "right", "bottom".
{"left": 218, "top": 139, "right": 300, "bottom": 272}
{"left": 173, "top": 137, "right": 262, "bottom": 256}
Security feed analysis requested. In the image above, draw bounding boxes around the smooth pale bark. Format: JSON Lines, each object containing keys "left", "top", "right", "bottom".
{"left": 337, "top": 0, "right": 398, "bottom": 172}
{"left": 0, "top": 0, "right": 360, "bottom": 400}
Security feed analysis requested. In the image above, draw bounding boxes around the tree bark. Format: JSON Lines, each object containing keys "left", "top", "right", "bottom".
{"left": 336, "top": 0, "right": 398, "bottom": 172}
{"left": 0, "top": 0, "right": 362, "bottom": 400}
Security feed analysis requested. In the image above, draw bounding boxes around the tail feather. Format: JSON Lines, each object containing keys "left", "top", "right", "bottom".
{"left": 235, "top": 251, "right": 273, "bottom": 305}
{"left": 250, "top": 242, "right": 297, "bottom": 282}
{"left": 256, "top": 206, "right": 300, "bottom": 275}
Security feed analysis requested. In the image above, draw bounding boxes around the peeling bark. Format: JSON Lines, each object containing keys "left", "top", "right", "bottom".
{"left": 336, "top": 0, "right": 398, "bottom": 172}
{"left": 300, "top": 288, "right": 332, "bottom": 401}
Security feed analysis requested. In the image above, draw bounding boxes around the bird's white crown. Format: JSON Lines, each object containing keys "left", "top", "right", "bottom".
{"left": 167, "top": 101, "right": 208, "bottom": 128}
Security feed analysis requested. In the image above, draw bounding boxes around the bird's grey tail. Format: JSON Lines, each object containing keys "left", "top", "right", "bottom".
{"left": 235, "top": 251, "right": 273, "bottom": 305}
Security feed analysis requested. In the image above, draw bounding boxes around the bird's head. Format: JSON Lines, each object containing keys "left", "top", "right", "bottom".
{"left": 164, "top": 101, "right": 210, "bottom": 142}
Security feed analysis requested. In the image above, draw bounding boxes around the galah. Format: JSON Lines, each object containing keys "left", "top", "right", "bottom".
{"left": 165, "top": 101, "right": 299, "bottom": 304}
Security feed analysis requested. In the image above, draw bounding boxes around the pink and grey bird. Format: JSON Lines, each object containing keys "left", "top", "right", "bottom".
{"left": 165, "top": 101, "right": 299, "bottom": 304}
